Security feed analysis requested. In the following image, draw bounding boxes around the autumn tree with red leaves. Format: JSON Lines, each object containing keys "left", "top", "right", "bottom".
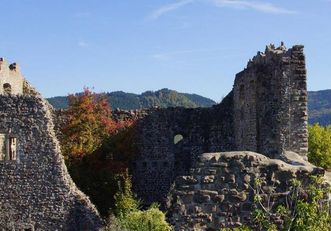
{"left": 58, "top": 88, "right": 137, "bottom": 216}
{"left": 61, "top": 88, "right": 119, "bottom": 159}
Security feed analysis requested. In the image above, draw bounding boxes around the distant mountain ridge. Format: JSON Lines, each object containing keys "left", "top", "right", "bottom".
{"left": 308, "top": 89, "right": 331, "bottom": 126}
{"left": 47, "top": 89, "right": 331, "bottom": 125}
{"left": 47, "top": 88, "right": 217, "bottom": 110}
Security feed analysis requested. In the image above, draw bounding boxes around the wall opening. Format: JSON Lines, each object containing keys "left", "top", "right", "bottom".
{"left": 20, "top": 224, "right": 35, "bottom": 231}
{"left": 174, "top": 134, "right": 184, "bottom": 145}
{"left": 0, "top": 134, "right": 6, "bottom": 160}
{"left": 9, "top": 137, "right": 17, "bottom": 160}
{"left": 0, "top": 134, "right": 17, "bottom": 161}
{"left": 3, "top": 83, "right": 12, "bottom": 95}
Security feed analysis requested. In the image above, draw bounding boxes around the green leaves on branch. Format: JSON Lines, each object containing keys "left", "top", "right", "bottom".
{"left": 110, "top": 173, "right": 173, "bottom": 231}
{"left": 252, "top": 176, "right": 331, "bottom": 231}
{"left": 308, "top": 124, "right": 331, "bottom": 170}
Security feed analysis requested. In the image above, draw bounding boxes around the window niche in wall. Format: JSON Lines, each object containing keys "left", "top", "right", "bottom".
{"left": 174, "top": 134, "right": 184, "bottom": 145}
{"left": 0, "top": 134, "right": 6, "bottom": 160}
{"left": 3, "top": 83, "right": 12, "bottom": 95}
{"left": 21, "top": 224, "right": 35, "bottom": 231}
{"left": 0, "top": 133, "right": 17, "bottom": 161}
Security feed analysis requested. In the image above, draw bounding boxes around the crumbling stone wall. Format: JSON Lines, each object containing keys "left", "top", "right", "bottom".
{"left": 0, "top": 58, "right": 24, "bottom": 95}
{"left": 233, "top": 44, "right": 308, "bottom": 158}
{"left": 132, "top": 43, "right": 308, "bottom": 205}
{"left": 132, "top": 93, "right": 234, "bottom": 205}
{"left": 166, "top": 152, "right": 324, "bottom": 230}
{"left": 0, "top": 61, "right": 103, "bottom": 230}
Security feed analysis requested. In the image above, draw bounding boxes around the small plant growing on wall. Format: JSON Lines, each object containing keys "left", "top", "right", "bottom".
{"left": 250, "top": 175, "right": 331, "bottom": 231}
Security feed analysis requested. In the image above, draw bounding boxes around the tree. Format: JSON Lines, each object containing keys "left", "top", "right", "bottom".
{"left": 308, "top": 124, "right": 331, "bottom": 170}
{"left": 60, "top": 88, "right": 118, "bottom": 159}
{"left": 58, "top": 88, "right": 136, "bottom": 216}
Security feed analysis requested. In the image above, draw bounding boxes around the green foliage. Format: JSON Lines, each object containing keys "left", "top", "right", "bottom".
{"left": 252, "top": 176, "right": 331, "bottom": 231}
{"left": 118, "top": 205, "right": 172, "bottom": 231}
{"left": 109, "top": 174, "right": 172, "bottom": 231}
{"left": 308, "top": 124, "right": 331, "bottom": 170}
{"left": 47, "top": 88, "right": 216, "bottom": 110}
{"left": 290, "top": 176, "right": 331, "bottom": 231}
{"left": 113, "top": 172, "right": 139, "bottom": 218}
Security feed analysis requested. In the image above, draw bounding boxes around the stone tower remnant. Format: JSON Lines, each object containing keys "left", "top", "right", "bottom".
{"left": 233, "top": 44, "right": 308, "bottom": 158}
{"left": 0, "top": 58, "right": 103, "bottom": 230}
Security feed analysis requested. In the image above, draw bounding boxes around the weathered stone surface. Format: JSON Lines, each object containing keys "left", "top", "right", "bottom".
{"left": 125, "top": 44, "right": 310, "bottom": 205}
{"left": 0, "top": 60, "right": 103, "bottom": 230}
{"left": 0, "top": 58, "right": 24, "bottom": 95}
{"left": 233, "top": 44, "right": 308, "bottom": 159}
{"left": 167, "top": 152, "right": 324, "bottom": 230}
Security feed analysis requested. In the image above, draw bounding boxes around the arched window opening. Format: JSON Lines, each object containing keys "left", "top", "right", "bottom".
{"left": 3, "top": 83, "right": 12, "bottom": 95}
{"left": 174, "top": 134, "right": 184, "bottom": 145}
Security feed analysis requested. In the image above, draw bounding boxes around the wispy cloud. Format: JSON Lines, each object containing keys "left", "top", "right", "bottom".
{"left": 211, "top": 0, "right": 297, "bottom": 14}
{"left": 148, "top": 0, "right": 296, "bottom": 22}
{"left": 149, "top": 0, "right": 194, "bottom": 20}
{"left": 78, "top": 41, "right": 89, "bottom": 48}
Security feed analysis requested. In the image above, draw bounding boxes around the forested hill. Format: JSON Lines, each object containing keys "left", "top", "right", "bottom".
{"left": 47, "top": 88, "right": 217, "bottom": 110}
{"left": 308, "top": 89, "right": 331, "bottom": 126}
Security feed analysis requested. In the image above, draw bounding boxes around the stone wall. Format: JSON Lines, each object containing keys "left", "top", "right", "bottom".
{"left": 0, "top": 80, "right": 103, "bottom": 229}
{"left": 0, "top": 58, "right": 24, "bottom": 95}
{"left": 233, "top": 44, "right": 308, "bottom": 158}
{"left": 166, "top": 152, "right": 324, "bottom": 230}
{"left": 131, "top": 43, "right": 308, "bottom": 205}
{"left": 132, "top": 93, "right": 234, "bottom": 205}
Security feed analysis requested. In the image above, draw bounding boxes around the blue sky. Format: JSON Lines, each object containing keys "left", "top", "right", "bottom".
{"left": 1, "top": 0, "right": 330, "bottom": 101}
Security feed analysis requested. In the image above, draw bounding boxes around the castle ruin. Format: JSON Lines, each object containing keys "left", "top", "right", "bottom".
{"left": 0, "top": 58, "right": 103, "bottom": 230}
{"left": 131, "top": 44, "right": 309, "bottom": 206}
{"left": 0, "top": 43, "right": 321, "bottom": 230}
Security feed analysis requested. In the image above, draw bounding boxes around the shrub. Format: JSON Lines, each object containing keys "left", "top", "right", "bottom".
{"left": 308, "top": 124, "right": 331, "bottom": 170}
{"left": 252, "top": 176, "right": 331, "bottom": 231}
{"left": 109, "top": 174, "right": 172, "bottom": 231}
{"left": 118, "top": 204, "right": 172, "bottom": 231}
{"left": 113, "top": 172, "right": 139, "bottom": 218}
